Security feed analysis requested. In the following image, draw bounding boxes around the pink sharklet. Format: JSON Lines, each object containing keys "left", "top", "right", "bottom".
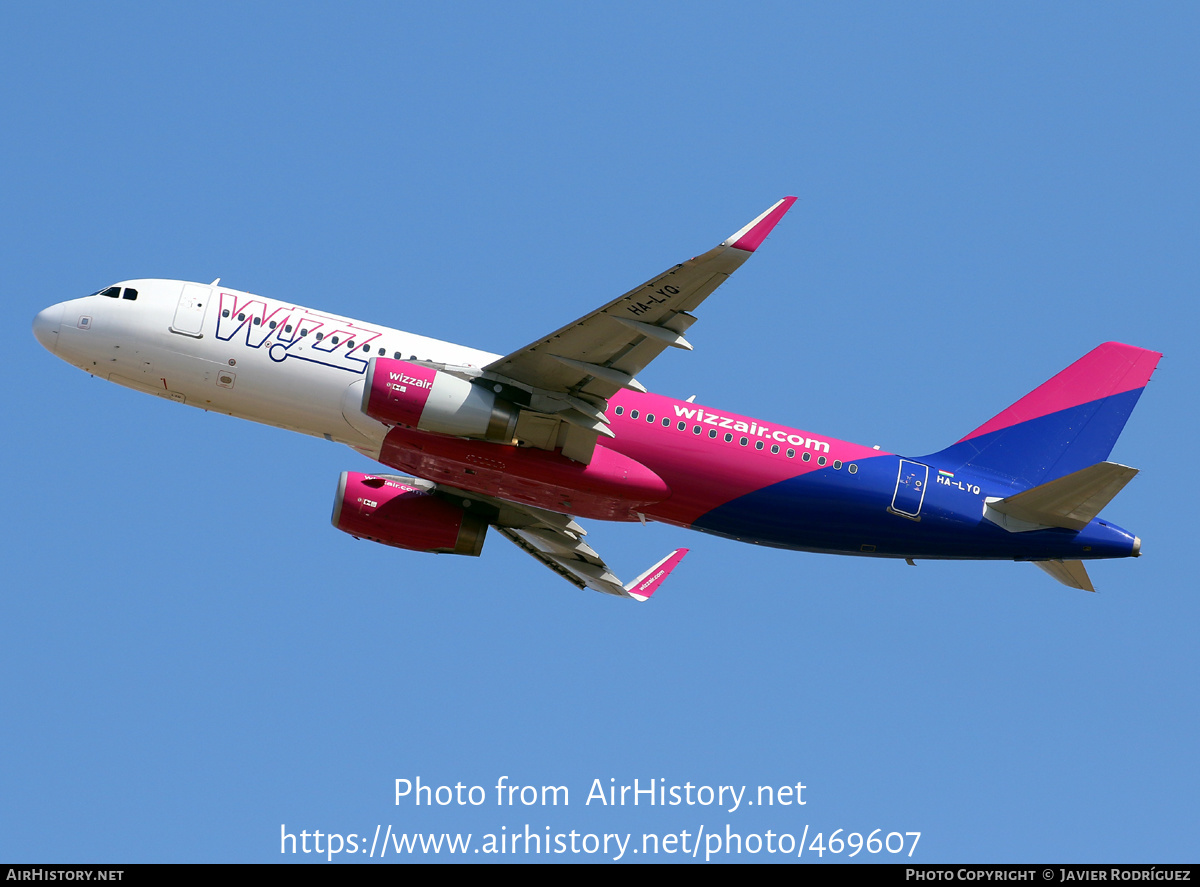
{"left": 730, "top": 196, "right": 797, "bottom": 253}
{"left": 626, "top": 548, "right": 689, "bottom": 601}
{"left": 958, "top": 343, "right": 1162, "bottom": 442}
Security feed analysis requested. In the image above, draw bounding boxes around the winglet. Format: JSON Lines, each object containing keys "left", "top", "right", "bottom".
{"left": 625, "top": 548, "right": 689, "bottom": 602}
{"left": 725, "top": 196, "right": 797, "bottom": 253}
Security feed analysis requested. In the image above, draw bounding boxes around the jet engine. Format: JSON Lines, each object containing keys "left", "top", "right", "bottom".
{"left": 362, "top": 357, "right": 519, "bottom": 442}
{"left": 331, "top": 471, "right": 487, "bottom": 556}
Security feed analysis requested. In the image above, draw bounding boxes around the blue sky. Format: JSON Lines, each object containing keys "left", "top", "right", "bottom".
{"left": 3, "top": 2, "right": 1197, "bottom": 863}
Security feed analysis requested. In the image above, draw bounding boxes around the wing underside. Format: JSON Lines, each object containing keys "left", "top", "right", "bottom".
{"left": 434, "top": 481, "right": 686, "bottom": 600}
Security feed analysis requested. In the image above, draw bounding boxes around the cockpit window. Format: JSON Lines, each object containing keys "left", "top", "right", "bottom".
{"left": 121, "top": 288, "right": 137, "bottom": 300}
{"left": 90, "top": 286, "right": 121, "bottom": 298}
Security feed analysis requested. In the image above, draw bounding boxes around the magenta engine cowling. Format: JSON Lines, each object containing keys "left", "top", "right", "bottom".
{"left": 362, "top": 358, "right": 518, "bottom": 442}
{"left": 331, "top": 472, "right": 487, "bottom": 556}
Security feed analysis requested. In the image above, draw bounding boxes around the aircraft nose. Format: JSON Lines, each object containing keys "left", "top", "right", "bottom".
{"left": 33, "top": 303, "right": 63, "bottom": 353}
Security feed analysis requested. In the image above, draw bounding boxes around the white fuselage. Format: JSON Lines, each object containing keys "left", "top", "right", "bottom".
{"left": 35, "top": 278, "right": 497, "bottom": 458}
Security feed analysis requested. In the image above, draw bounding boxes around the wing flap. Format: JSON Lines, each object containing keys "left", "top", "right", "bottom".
{"left": 497, "top": 527, "right": 590, "bottom": 591}
{"left": 497, "top": 525, "right": 688, "bottom": 600}
{"left": 434, "top": 483, "right": 688, "bottom": 599}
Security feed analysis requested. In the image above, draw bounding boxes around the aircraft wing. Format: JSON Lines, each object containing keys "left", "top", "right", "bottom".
{"left": 434, "top": 482, "right": 687, "bottom": 600}
{"left": 482, "top": 197, "right": 796, "bottom": 461}
{"left": 497, "top": 527, "right": 688, "bottom": 601}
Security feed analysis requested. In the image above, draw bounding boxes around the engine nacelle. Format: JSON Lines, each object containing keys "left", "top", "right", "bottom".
{"left": 331, "top": 471, "right": 487, "bottom": 556}
{"left": 363, "top": 358, "right": 518, "bottom": 442}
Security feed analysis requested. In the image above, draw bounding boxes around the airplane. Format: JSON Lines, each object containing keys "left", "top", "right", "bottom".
{"left": 32, "top": 197, "right": 1160, "bottom": 599}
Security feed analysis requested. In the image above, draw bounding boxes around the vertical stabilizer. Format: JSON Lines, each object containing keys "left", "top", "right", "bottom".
{"left": 926, "top": 343, "right": 1160, "bottom": 488}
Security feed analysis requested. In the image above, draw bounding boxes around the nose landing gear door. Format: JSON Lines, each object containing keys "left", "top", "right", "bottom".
{"left": 170, "top": 283, "right": 212, "bottom": 338}
{"left": 890, "top": 459, "right": 929, "bottom": 520}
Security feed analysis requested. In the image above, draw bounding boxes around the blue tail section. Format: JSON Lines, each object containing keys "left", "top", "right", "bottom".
{"left": 924, "top": 343, "right": 1160, "bottom": 489}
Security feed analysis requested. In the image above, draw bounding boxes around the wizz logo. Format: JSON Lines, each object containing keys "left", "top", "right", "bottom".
{"left": 215, "top": 292, "right": 382, "bottom": 373}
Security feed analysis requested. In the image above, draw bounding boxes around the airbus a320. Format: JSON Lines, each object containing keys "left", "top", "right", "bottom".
{"left": 33, "top": 198, "right": 1159, "bottom": 598}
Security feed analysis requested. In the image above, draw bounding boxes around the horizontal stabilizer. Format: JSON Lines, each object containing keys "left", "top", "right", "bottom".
{"left": 987, "top": 461, "right": 1138, "bottom": 531}
{"left": 1034, "top": 559, "right": 1095, "bottom": 592}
